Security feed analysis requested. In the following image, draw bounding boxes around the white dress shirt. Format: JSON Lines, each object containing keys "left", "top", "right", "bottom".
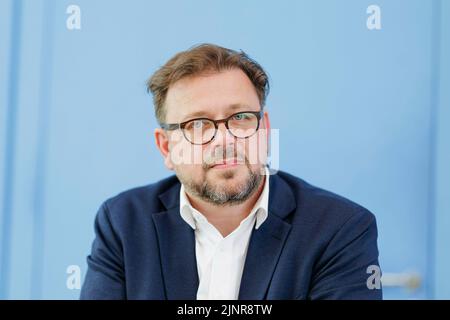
{"left": 179, "top": 168, "right": 270, "bottom": 300}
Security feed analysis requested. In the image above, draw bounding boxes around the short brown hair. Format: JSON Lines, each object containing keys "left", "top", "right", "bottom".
{"left": 147, "top": 43, "right": 270, "bottom": 124}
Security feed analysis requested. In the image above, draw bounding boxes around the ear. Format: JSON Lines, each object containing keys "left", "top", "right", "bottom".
{"left": 263, "top": 110, "right": 271, "bottom": 147}
{"left": 154, "top": 128, "right": 175, "bottom": 171}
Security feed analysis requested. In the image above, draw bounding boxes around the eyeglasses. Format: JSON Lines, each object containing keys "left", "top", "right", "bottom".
{"left": 160, "top": 110, "right": 263, "bottom": 145}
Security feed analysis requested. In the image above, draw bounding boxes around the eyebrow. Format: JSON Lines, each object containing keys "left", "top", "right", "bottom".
{"left": 179, "top": 103, "right": 252, "bottom": 123}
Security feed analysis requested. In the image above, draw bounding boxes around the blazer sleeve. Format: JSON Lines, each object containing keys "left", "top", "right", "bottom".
{"left": 80, "top": 202, "right": 126, "bottom": 300}
{"left": 308, "top": 209, "right": 383, "bottom": 300}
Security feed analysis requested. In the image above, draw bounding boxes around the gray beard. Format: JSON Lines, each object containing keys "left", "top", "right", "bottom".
{"left": 179, "top": 164, "right": 264, "bottom": 206}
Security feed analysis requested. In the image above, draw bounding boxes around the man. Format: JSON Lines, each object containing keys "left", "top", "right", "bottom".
{"left": 80, "top": 44, "right": 382, "bottom": 300}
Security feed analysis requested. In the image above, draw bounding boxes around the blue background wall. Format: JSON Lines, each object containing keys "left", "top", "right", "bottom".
{"left": 1, "top": 0, "right": 449, "bottom": 299}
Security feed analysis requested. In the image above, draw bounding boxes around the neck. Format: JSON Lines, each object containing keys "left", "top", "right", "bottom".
{"left": 186, "top": 175, "right": 266, "bottom": 237}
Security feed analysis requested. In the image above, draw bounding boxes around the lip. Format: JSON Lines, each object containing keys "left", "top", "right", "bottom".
{"left": 211, "top": 158, "right": 241, "bottom": 169}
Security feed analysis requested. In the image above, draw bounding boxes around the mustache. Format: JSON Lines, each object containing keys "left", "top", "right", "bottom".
{"left": 202, "top": 145, "right": 246, "bottom": 169}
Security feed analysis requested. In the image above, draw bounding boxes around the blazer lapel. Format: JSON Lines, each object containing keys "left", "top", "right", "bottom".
{"left": 151, "top": 172, "right": 296, "bottom": 300}
{"left": 152, "top": 182, "right": 199, "bottom": 300}
{"left": 238, "top": 173, "right": 296, "bottom": 299}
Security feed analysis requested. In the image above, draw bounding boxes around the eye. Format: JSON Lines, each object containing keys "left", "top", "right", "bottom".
{"left": 186, "top": 119, "right": 213, "bottom": 131}
{"left": 192, "top": 120, "right": 203, "bottom": 129}
{"left": 233, "top": 113, "right": 249, "bottom": 121}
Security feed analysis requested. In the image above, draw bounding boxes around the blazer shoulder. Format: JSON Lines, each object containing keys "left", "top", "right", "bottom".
{"left": 276, "top": 170, "right": 376, "bottom": 225}
{"left": 101, "top": 175, "right": 180, "bottom": 216}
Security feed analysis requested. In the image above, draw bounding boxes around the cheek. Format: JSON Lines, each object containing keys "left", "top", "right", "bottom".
{"left": 174, "top": 143, "right": 205, "bottom": 176}
{"left": 169, "top": 132, "right": 204, "bottom": 167}
{"left": 175, "top": 163, "right": 205, "bottom": 184}
{"left": 243, "top": 130, "right": 268, "bottom": 165}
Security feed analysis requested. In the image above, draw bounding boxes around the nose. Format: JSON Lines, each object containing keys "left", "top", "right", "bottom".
{"left": 208, "top": 121, "right": 236, "bottom": 150}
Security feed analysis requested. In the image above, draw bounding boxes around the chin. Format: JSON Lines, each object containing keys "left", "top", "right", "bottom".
{"left": 209, "top": 167, "right": 249, "bottom": 188}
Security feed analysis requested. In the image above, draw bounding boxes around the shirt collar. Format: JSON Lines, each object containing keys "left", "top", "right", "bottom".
{"left": 180, "top": 166, "right": 270, "bottom": 230}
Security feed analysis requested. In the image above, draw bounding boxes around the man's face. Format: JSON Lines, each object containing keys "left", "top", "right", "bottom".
{"left": 155, "top": 68, "right": 270, "bottom": 206}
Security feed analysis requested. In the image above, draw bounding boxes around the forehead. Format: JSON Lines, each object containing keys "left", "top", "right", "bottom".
{"left": 164, "top": 69, "right": 260, "bottom": 122}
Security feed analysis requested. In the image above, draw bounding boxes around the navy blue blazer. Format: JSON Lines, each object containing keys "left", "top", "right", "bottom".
{"left": 80, "top": 170, "right": 382, "bottom": 300}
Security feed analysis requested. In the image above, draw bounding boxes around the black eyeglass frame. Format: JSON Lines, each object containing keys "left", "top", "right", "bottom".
{"left": 160, "top": 110, "right": 264, "bottom": 145}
